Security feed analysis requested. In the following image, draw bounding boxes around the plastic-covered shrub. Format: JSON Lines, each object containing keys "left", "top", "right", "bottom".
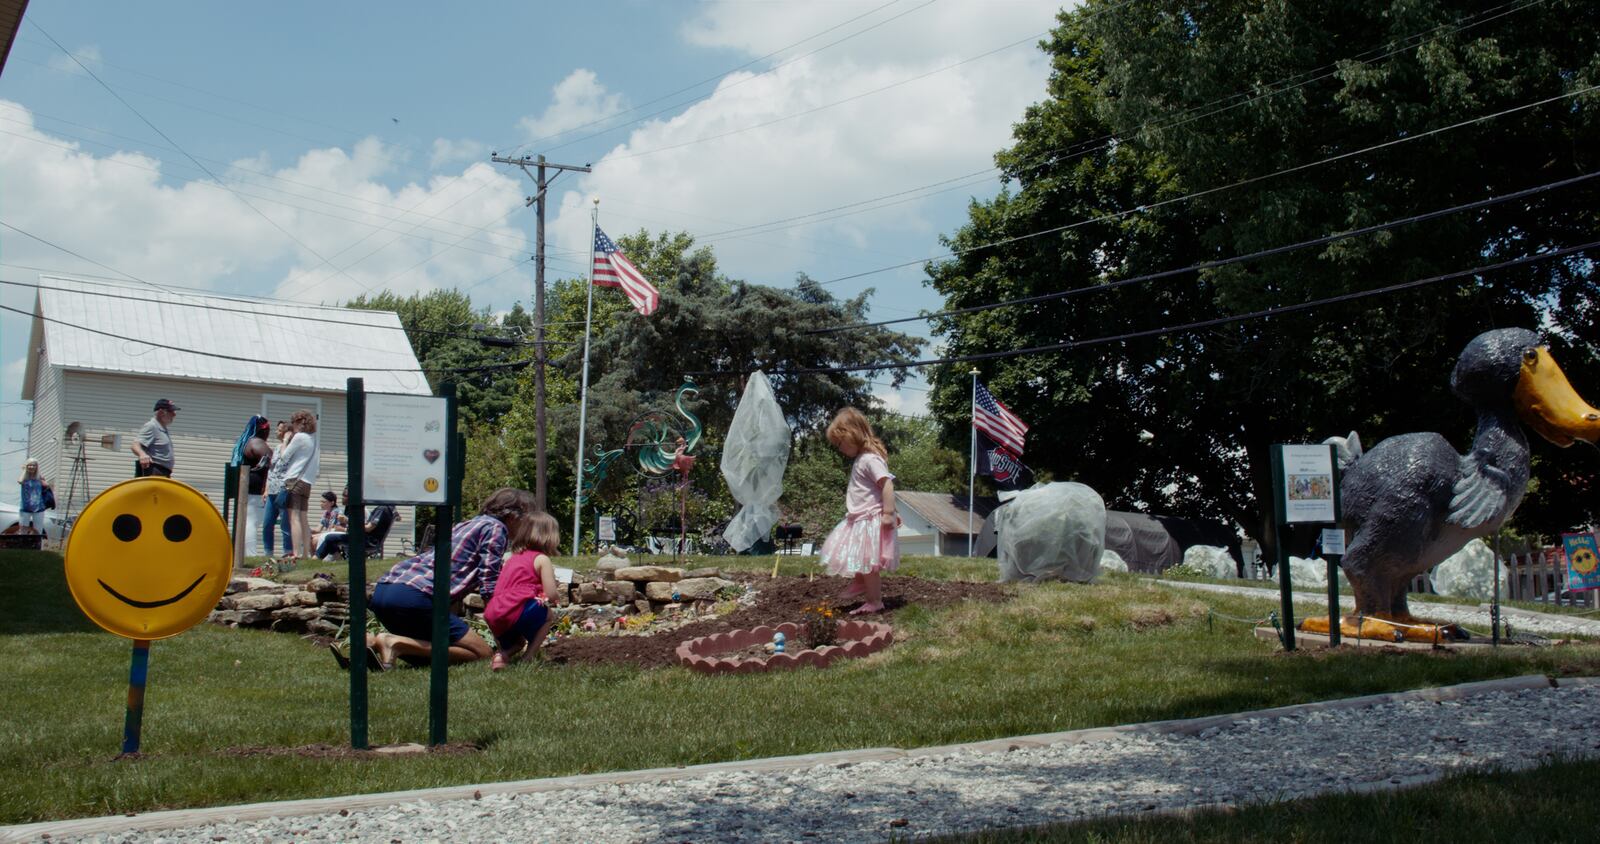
{"left": 1182, "top": 545, "right": 1237, "bottom": 579}
{"left": 720, "top": 371, "right": 791, "bottom": 552}
{"left": 1289, "top": 556, "right": 1350, "bottom": 590}
{"left": 1429, "top": 540, "right": 1506, "bottom": 600}
{"left": 994, "top": 482, "right": 1105, "bottom": 583}
{"left": 1099, "top": 549, "right": 1129, "bottom": 573}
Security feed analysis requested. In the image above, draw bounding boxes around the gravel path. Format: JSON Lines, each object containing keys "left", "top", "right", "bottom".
{"left": 1157, "top": 579, "right": 1600, "bottom": 638}
{"left": 17, "top": 679, "right": 1600, "bottom": 844}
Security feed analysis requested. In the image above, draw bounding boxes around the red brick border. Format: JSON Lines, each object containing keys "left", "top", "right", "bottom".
{"left": 675, "top": 620, "right": 893, "bottom": 674}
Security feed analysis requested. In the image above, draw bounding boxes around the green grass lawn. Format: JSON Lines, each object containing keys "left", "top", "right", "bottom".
{"left": 5, "top": 549, "right": 1600, "bottom": 824}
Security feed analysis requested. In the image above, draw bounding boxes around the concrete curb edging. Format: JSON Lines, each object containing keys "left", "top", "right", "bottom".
{"left": 0, "top": 674, "right": 1571, "bottom": 843}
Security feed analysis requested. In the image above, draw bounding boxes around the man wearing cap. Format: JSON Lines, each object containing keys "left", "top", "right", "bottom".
{"left": 132, "top": 399, "right": 179, "bottom": 477}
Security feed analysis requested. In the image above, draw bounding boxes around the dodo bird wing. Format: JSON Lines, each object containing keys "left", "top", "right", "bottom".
{"left": 1447, "top": 451, "right": 1512, "bottom": 530}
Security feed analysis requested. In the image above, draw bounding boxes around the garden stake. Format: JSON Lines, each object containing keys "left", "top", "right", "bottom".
{"left": 120, "top": 639, "right": 150, "bottom": 756}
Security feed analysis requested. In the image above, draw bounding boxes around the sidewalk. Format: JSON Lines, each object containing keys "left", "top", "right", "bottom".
{"left": 6, "top": 674, "right": 1592, "bottom": 843}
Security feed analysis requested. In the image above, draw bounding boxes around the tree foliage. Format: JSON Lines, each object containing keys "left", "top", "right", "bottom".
{"left": 927, "top": 0, "right": 1600, "bottom": 547}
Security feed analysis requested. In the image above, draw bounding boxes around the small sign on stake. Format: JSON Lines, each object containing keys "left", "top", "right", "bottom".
{"left": 1562, "top": 532, "right": 1600, "bottom": 592}
{"left": 363, "top": 393, "right": 451, "bottom": 505}
{"left": 1280, "top": 444, "right": 1336, "bottom": 523}
{"left": 598, "top": 515, "right": 616, "bottom": 543}
{"left": 1320, "top": 528, "right": 1346, "bottom": 556}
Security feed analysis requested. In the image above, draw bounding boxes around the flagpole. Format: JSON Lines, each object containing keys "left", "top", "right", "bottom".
{"left": 572, "top": 199, "right": 599, "bottom": 557}
{"left": 968, "top": 368, "right": 979, "bottom": 557}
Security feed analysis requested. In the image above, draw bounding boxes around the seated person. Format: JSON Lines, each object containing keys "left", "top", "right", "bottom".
{"left": 317, "top": 502, "right": 397, "bottom": 560}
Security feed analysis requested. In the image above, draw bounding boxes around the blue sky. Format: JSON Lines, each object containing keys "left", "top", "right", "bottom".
{"left": 0, "top": 0, "right": 1069, "bottom": 499}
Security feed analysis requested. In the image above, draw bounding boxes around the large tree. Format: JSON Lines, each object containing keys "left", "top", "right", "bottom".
{"left": 927, "top": 0, "right": 1600, "bottom": 550}
{"left": 496, "top": 231, "right": 925, "bottom": 546}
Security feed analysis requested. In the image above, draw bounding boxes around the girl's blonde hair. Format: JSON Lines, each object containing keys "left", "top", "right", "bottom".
{"left": 514, "top": 511, "right": 561, "bottom": 556}
{"left": 825, "top": 407, "right": 887, "bottom": 459}
{"left": 17, "top": 458, "right": 38, "bottom": 484}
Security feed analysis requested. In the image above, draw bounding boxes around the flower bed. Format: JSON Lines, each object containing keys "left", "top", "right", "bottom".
{"left": 675, "top": 620, "right": 893, "bottom": 674}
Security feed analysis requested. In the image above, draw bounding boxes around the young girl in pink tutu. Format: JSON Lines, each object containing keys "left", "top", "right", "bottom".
{"left": 819, "top": 407, "right": 900, "bottom": 614}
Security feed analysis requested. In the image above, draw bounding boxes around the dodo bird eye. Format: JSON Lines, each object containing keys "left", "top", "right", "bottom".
{"left": 1523, "top": 349, "right": 1539, "bottom": 365}
{"left": 112, "top": 514, "right": 142, "bottom": 542}
{"left": 163, "top": 514, "right": 193, "bottom": 542}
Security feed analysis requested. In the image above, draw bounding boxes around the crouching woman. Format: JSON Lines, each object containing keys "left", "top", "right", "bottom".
{"left": 366, "top": 487, "right": 535, "bottom": 669}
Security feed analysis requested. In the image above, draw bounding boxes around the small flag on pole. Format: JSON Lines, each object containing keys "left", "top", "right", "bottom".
{"left": 973, "top": 381, "right": 1029, "bottom": 455}
{"left": 593, "top": 227, "right": 661, "bottom": 315}
{"left": 976, "top": 431, "right": 1033, "bottom": 491}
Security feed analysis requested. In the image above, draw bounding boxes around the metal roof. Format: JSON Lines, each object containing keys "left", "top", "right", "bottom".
{"left": 23, "top": 275, "right": 432, "bottom": 397}
{"left": 898, "top": 490, "right": 1000, "bottom": 535}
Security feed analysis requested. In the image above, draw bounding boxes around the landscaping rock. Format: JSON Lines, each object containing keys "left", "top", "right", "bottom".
{"left": 603, "top": 581, "right": 638, "bottom": 603}
{"left": 685, "top": 567, "right": 722, "bottom": 579}
{"left": 463, "top": 593, "right": 486, "bottom": 611}
{"left": 644, "top": 581, "right": 682, "bottom": 602}
{"left": 576, "top": 582, "right": 613, "bottom": 604}
{"left": 271, "top": 607, "right": 322, "bottom": 623}
{"left": 305, "top": 576, "right": 335, "bottom": 593}
{"left": 227, "top": 577, "right": 277, "bottom": 594}
{"left": 596, "top": 551, "right": 630, "bottom": 580}
{"left": 616, "top": 566, "right": 683, "bottom": 583}
{"left": 288, "top": 590, "right": 319, "bottom": 607}
{"left": 634, "top": 599, "right": 653, "bottom": 614}
{"left": 675, "top": 577, "right": 738, "bottom": 601}
{"left": 234, "top": 592, "right": 288, "bottom": 612}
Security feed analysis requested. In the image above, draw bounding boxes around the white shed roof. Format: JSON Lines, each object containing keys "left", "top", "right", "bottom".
{"left": 22, "top": 275, "right": 432, "bottom": 397}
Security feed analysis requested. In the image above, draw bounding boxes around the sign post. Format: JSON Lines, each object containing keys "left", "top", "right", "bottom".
{"left": 347, "top": 382, "right": 456, "bottom": 748}
{"left": 1271, "top": 444, "right": 1341, "bottom": 652}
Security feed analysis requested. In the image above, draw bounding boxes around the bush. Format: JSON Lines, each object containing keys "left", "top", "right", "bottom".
{"left": 801, "top": 604, "right": 838, "bottom": 649}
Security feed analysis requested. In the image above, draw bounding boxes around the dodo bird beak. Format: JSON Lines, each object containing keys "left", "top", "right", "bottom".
{"left": 1514, "top": 346, "right": 1600, "bottom": 447}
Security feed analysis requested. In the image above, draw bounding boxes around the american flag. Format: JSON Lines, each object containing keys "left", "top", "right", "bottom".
{"left": 973, "top": 381, "right": 1029, "bottom": 455}
{"left": 593, "top": 227, "right": 661, "bottom": 316}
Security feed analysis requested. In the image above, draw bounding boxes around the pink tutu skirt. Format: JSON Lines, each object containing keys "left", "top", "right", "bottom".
{"left": 820, "top": 513, "right": 899, "bottom": 576}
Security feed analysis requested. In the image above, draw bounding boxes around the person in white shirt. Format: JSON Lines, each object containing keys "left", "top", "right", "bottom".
{"left": 278, "top": 409, "right": 321, "bottom": 560}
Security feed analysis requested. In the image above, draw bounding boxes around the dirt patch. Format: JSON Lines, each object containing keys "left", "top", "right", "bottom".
{"left": 1126, "top": 606, "right": 1175, "bottom": 630}
{"left": 543, "top": 573, "right": 1010, "bottom": 669}
{"left": 220, "top": 742, "right": 481, "bottom": 760}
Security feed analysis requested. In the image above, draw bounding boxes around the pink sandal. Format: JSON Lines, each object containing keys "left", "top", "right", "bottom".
{"left": 491, "top": 652, "right": 511, "bottom": 672}
{"left": 849, "top": 602, "right": 885, "bottom": 615}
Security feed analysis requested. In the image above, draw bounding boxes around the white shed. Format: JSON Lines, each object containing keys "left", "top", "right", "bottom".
{"left": 20, "top": 275, "right": 431, "bottom": 554}
{"left": 895, "top": 491, "right": 1000, "bottom": 557}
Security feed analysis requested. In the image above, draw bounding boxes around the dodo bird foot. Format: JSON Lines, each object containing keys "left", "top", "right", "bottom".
{"left": 1298, "top": 614, "right": 1467, "bottom": 644}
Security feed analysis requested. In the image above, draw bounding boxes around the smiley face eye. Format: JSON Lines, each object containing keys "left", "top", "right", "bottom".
{"left": 112, "top": 514, "right": 141, "bottom": 542}
{"left": 163, "top": 514, "right": 192, "bottom": 542}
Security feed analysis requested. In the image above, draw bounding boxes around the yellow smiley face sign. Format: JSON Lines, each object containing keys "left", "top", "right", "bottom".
{"left": 64, "top": 477, "right": 233, "bottom": 640}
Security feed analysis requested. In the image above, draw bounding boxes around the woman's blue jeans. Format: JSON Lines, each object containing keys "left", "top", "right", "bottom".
{"left": 262, "top": 491, "right": 293, "bottom": 557}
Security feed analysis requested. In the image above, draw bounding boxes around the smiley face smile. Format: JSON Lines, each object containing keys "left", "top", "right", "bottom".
{"left": 97, "top": 573, "right": 207, "bottom": 609}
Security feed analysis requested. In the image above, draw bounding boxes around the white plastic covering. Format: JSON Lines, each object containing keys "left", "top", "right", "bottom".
{"left": 1099, "top": 549, "right": 1129, "bottom": 573}
{"left": 1429, "top": 540, "right": 1506, "bottom": 600}
{"left": 719, "top": 371, "right": 791, "bottom": 552}
{"left": 1182, "top": 545, "right": 1237, "bottom": 579}
{"left": 994, "top": 482, "right": 1106, "bottom": 583}
{"left": 1289, "top": 556, "right": 1350, "bottom": 590}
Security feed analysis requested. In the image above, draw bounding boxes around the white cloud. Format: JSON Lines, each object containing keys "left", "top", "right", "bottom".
{"left": 430, "top": 137, "right": 488, "bottom": 171}
{"left": 48, "top": 44, "right": 101, "bottom": 74}
{"left": 518, "top": 69, "right": 627, "bottom": 142}
{"left": 0, "top": 101, "right": 536, "bottom": 308}
{"left": 548, "top": 2, "right": 1062, "bottom": 285}
{"left": 870, "top": 383, "right": 931, "bottom": 418}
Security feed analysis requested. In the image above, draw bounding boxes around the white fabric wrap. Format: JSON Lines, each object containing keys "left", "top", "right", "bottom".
{"left": 720, "top": 371, "right": 792, "bottom": 552}
{"left": 995, "top": 481, "right": 1106, "bottom": 583}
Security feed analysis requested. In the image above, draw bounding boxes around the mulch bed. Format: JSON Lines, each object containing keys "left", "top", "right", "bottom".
{"left": 542, "top": 573, "right": 1010, "bottom": 669}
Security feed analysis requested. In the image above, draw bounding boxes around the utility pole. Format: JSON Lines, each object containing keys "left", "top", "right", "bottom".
{"left": 491, "top": 153, "right": 591, "bottom": 511}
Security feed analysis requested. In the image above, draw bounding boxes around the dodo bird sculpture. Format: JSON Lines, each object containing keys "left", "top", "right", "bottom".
{"left": 1301, "top": 328, "right": 1600, "bottom": 642}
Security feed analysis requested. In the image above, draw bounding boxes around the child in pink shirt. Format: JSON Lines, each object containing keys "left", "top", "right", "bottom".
{"left": 485, "top": 511, "right": 563, "bottom": 671}
{"left": 818, "top": 407, "right": 900, "bottom": 614}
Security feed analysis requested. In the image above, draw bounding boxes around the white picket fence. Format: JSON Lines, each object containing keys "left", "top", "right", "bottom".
{"left": 1405, "top": 546, "right": 1600, "bottom": 608}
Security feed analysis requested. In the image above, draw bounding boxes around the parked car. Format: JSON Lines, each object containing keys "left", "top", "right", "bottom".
{"left": 0, "top": 500, "right": 18, "bottom": 533}
{"left": 0, "top": 501, "right": 73, "bottom": 542}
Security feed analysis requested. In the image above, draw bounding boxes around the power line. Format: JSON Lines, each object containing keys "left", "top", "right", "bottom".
{"left": 528, "top": 0, "right": 933, "bottom": 151}
{"left": 0, "top": 302, "right": 550, "bottom": 376}
{"left": 806, "top": 170, "right": 1600, "bottom": 334}
{"left": 806, "top": 82, "right": 1600, "bottom": 288}
{"left": 694, "top": 240, "right": 1600, "bottom": 377}
{"left": 28, "top": 22, "right": 371, "bottom": 294}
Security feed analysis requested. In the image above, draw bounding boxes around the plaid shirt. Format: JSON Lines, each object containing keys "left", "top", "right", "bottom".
{"left": 377, "top": 515, "right": 508, "bottom": 601}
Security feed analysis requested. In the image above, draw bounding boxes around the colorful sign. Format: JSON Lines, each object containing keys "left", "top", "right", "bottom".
{"left": 1562, "top": 532, "right": 1600, "bottom": 592}
{"left": 1280, "top": 445, "right": 1336, "bottom": 523}
{"left": 63, "top": 477, "right": 233, "bottom": 640}
{"left": 363, "top": 393, "right": 450, "bottom": 505}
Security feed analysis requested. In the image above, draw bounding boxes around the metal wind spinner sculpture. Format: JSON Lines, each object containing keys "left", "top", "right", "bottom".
{"left": 577, "top": 379, "right": 704, "bottom": 509}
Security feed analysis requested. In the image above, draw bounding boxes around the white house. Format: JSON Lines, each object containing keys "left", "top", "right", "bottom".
{"left": 20, "top": 275, "right": 431, "bottom": 554}
{"left": 896, "top": 491, "right": 999, "bottom": 557}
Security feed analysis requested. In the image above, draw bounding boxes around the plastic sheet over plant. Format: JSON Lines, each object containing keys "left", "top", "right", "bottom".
{"left": 994, "top": 482, "right": 1106, "bottom": 583}
{"left": 1430, "top": 540, "right": 1506, "bottom": 600}
{"left": 720, "top": 371, "right": 791, "bottom": 552}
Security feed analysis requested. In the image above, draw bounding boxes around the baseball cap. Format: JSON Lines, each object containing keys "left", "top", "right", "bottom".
{"left": 154, "top": 398, "right": 180, "bottom": 412}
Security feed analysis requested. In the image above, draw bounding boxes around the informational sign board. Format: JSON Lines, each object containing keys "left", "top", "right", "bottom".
{"left": 1320, "top": 528, "right": 1346, "bottom": 556}
{"left": 1562, "top": 532, "right": 1600, "bottom": 592}
{"left": 598, "top": 515, "right": 616, "bottom": 543}
{"left": 363, "top": 393, "right": 450, "bottom": 505}
{"left": 1280, "top": 444, "right": 1336, "bottom": 523}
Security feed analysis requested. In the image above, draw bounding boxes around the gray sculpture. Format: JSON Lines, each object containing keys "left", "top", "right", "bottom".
{"left": 1305, "top": 328, "right": 1599, "bottom": 642}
